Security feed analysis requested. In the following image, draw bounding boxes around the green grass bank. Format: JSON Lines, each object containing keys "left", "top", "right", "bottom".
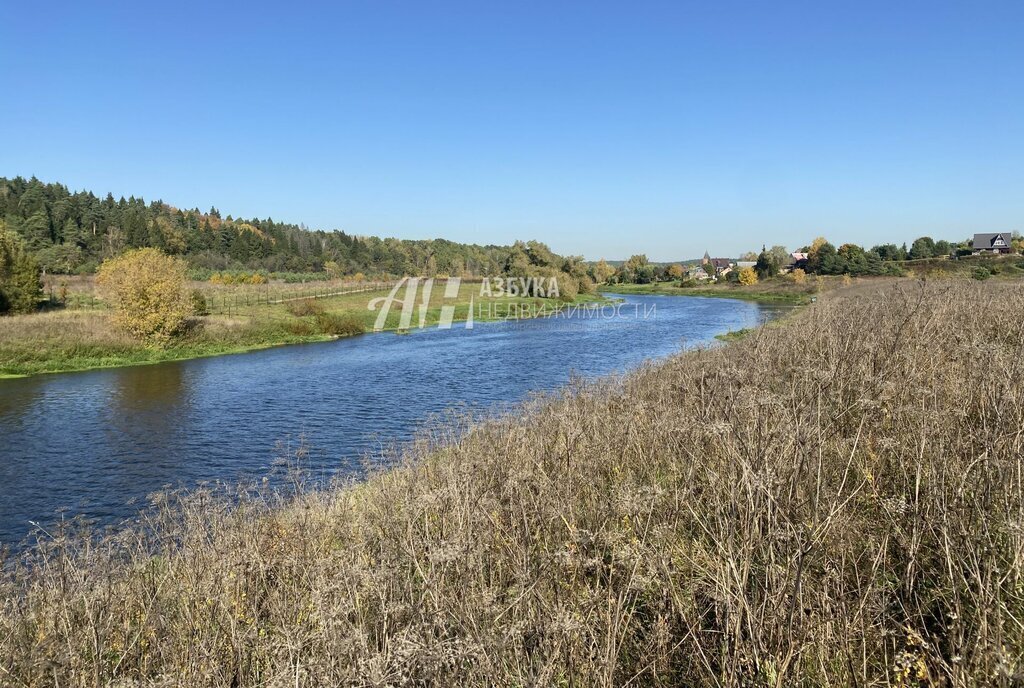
{"left": 0, "top": 284, "right": 606, "bottom": 378}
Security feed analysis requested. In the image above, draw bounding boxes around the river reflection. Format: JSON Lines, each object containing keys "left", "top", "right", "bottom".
{"left": 0, "top": 294, "right": 784, "bottom": 544}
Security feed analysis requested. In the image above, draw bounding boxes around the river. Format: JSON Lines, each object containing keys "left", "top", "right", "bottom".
{"left": 0, "top": 294, "right": 782, "bottom": 545}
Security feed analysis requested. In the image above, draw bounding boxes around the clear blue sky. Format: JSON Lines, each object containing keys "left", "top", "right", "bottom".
{"left": 2, "top": 1, "right": 1021, "bottom": 260}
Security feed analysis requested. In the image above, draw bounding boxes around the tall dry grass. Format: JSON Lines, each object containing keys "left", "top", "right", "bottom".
{"left": 1, "top": 279, "right": 1023, "bottom": 686}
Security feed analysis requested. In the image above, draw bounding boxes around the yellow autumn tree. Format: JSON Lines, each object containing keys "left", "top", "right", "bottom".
{"left": 738, "top": 266, "right": 758, "bottom": 285}
{"left": 324, "top": 261, "right": 343, "bottom": 279}
{"left": 590, "top": 258, "right": 615, "bottom": 284}
{"left": 97, "top": 248, "right": 192, "bottom": 344}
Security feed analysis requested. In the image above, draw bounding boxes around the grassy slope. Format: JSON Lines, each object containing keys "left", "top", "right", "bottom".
{"left": 604, "top": 278, "right": 822, "bottom": 303}
{"left": 0, "top": 284, "right": 606, "bottom": 377}
{"left": 607, "top": 256, "right": 1024, "bottom": 303}
{"left": 2, "top": 279, "right": 1022, "bottom": 685}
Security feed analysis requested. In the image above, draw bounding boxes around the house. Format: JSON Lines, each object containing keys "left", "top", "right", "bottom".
{"left": 686, "top": 265, "right": 711, "bottom": 280}
{"left": 772, "top": 252, "right": 810, "bottom": 274}
{"left": 701, "top": 251, "right": 734, "bottom": 276}
{"left": 973, "top": 233, "right": 1013, "bottom": 255}
{"left": 787, "top": 252, "right": 809, "bottom": 273}
{"left": 735, "top": 261, "right": 756, "bottom": 270}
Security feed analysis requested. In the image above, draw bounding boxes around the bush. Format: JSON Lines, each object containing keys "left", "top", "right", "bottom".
{"left": 190, "top": 290, "right": 209, "bottom": 316}
{"left": 97, "top": 248, "right": 192, "bottom": 343}
{"left": 738, "top": 266, "right": 758, "bottom": 285}
{"left": 209, "top": 271, "right": 269, "bottom": 285}
{"left": 314, "top": 311, "right": 365, "bottom": 336}
{"left": 972, "top": 267, "right": 992, "bottom": 281}
{"left": 556, "top": 274, "right": 579, "bottom": 302}
{"left": 0, "top": 225, "right": 42, "bottom": 314}
{"left": 788, "top": 268, "right": 807, "bottom": 284}
{"left": 285, "top": 319, "right": 316, "bottom": 336}
{"left": 286, "top": 299, "right": 324, "bottom": 317}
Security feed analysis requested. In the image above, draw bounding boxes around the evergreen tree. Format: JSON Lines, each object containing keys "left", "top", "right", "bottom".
{"left": 21, "top": 211, "right": 52, "bottom": 250}
{"left": 0, "top": 222, "right": 43, "bottom": 314}
{"left": 755, "top": 245, "right": 779, "bottom": 279}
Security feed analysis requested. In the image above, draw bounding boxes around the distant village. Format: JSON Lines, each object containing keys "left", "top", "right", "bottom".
{"left": 684, "top": 231, "right": 1019, "bottom": 282}
{"left": 690, "top": 250, "right": 807, "bottom": 281}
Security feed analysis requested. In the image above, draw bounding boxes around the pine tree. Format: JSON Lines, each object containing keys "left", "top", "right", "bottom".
{"left": 0, "top": 222, "right": 43, "bottom": 314}
{"left": 21, "top": 211, "right": 52, "bottom": 250}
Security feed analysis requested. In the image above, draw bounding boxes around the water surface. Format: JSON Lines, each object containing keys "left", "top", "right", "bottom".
{"left": 0, "top": 294, "right": 780, "bottom": 544}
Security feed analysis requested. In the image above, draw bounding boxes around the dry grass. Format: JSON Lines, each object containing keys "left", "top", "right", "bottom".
{"left": 0, "top": 311, "right": 141, "bottom": 365}
{"left": 2, "top": 279, "right": 1023, "bottom": 686}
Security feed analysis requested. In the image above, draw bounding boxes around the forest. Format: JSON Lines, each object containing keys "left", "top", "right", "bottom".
{"left": 0, "top": 176, "right": 554, "bottom": 278}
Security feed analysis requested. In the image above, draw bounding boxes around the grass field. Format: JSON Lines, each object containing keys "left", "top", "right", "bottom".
{"left": 606, "top": 254, "right": 1024, "bottom": 304}
{"left": 0, "top": 279, "right": 605, "bottom": 377}
{"left": 2, "top": 278, "right": 1022, "bottom": 685}
{"left": 605, "top": 275, "right": 826, "bottom": 303}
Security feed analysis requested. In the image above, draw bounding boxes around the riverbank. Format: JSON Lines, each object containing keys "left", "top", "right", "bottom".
{"left": 3, "top": 279, "right": 1021, "bottom": 685}
{"left": 605, "top": 277, "right": 821, "bottom": 303}
{"left": 0, "top": 286, "right": 608, "bottom": 378}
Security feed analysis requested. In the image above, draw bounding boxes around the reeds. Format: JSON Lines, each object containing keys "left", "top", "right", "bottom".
{"left": 1, "top": 279, "right": 1022, "bottom": 686}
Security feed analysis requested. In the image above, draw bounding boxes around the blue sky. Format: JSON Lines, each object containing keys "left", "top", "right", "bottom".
{"left": 2, "top": 1, "right": 1022, "bottom": 260}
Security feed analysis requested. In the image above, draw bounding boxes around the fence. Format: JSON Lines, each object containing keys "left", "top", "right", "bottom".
{"left": 198, "top": 281, "right": 399, "bottom": 316}
{"left": 43, "top": 276, "right": 487, "bottom": 315}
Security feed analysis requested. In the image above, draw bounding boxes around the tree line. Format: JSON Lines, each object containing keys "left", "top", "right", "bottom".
{"left": 0, "top": 176, "right": 558, "bottom": 278}
{"left": 0, "top": 177, "right": 605, "bottom": 315}
{"left": 4, "top": 175, "right": 1021, "bottom": 310}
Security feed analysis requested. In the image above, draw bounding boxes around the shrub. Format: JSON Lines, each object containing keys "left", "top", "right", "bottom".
{"left": 738, "top": 266, "right": 758, "bottom": 285}
{"left": 189, "top": 289, "right": 210, "bottom": 316}
{"left": 576, "top": 275, "right": 596, "bottom": 295}
{"left": 209, "top": 271, "right": 269, "bottom": 285}
{"left": 789, "top": 268, "right": 807, "bottom": 284}
{"left": 285, "top": 319, "right": 316, "bottom": 336}
{"left": 286, "top": 299, "right": 324, "bottom": 317}
{"left": 0, "top": 225, "right": 42, "bottom": 314}
{"left": 556, "top": 274, "right": 579, "bottom": 302}
{"left": 314, "top": 311, "right": 365, "bottom": 336}
{"left": 972, "top": 267, "right": 992, "bottom": 281}
{"left": 96, "top": 248, "right": 192, "bottom": 343}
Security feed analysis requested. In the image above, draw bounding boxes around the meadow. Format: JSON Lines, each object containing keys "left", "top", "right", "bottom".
{"left": 1, "top": 278, "right": 1021, "bottom": 685}
{"left": 605, "top": 277, "right": 821, "bottom": 304}
{"left": 0, "top": 278, "right": 603, "bottom": 377}
{"left": 607, "top": 253, "right": 1024, "bottom": 305}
